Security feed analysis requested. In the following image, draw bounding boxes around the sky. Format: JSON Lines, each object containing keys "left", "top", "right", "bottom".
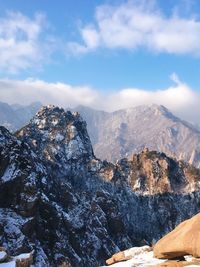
{"left": 0, "top": 0, "right": 200, "bottom": 123}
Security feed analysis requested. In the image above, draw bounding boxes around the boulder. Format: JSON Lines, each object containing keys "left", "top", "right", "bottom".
{"left": 15, "top": 252, "right": 33, "bottom": 267}
{"left": 106, "top": 245, "right": 151, "bottom": 265}
{"left": 154, "top": 213, "right": 200, "bottom": 259}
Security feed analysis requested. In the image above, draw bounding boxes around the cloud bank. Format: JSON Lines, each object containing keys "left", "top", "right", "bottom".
{"left": 0, "top": 75, "right": 199, "bottom": 124}
{"left": 67, "top": 0, "right": 200, "bottom": 55}
{"left": 0, "top": 11, "right": 53, "bottom": 73}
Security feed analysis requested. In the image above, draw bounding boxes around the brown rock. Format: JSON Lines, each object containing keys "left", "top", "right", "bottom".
{"left": 106, "top": 251, "right": 127, "bottom": 265}
{"left": 106, "top": 246, "right": 152, "bottom": 265}
{"left": 154, "top": 213, "right": 200, "bottom": 259}
{"left": 16, "top": 253, "right": 33, "bottom": 267}
{"left": 152, "top": 259, "right": 200, "bottom": 266}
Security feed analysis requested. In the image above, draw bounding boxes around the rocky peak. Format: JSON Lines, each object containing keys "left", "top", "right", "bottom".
{"left": 105, "top": 149, "right": 200, "bottom": 195}
{"left": 16, "top": 105, "right": 94, "bottom": 169}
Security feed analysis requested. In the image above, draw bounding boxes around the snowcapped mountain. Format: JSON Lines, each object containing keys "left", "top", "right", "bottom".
{"left": 72, "top": 104, "right": 200, "bottom": 167}
{"left": 1, "top": 105, "right": 200, "bottom": 266}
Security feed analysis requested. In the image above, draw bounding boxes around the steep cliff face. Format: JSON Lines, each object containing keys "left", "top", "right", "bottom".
{"left": 108, "top": 149, "right": 200, "bottom": 195}
{"left": 1, "top": 106, "right": 200, "bottom": 267}
{"left": 0, "top": 126, "right": 49, "bottom": 263}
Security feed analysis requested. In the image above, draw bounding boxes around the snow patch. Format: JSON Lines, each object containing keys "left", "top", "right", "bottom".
{"left": 1, "top": 164, "right": 20, "bottom": 182}
{"left": 0, "top": 251, "right": 7, "bottom": 261}
{"left": 101, "top": 251, "right": 166, "bottom": 267}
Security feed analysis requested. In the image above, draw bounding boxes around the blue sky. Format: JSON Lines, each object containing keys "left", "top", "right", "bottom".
{"left": 0, "top": 0, "right": 200, "bottom": 90}
{"left": 0, "top": 0, "right": 200, "bottom": 123}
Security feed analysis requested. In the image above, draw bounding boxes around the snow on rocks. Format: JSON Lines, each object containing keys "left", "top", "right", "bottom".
{"left": 0, "top": 262, "right": 15, "bottom": 267}
{"left": 0, "top": 251, "right": 7, "bottom": 263}
{"left": 0, "top": 251, "right": 33, "bottom": 267}
{"left": 103, "top": 251, "right": 200, "bottom": 266}
{"left": 101, "top": 248, "right": 167, "bottom": 267}
{"left": 17, "top": 105, "right": 94, "bottom": 165}
{"left": 106, "top": 246, "right": 152, "bottom": 265}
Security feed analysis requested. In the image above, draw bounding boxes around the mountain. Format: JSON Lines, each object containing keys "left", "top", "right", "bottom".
{"left": 72, "top": 104, "right": 200, "bottom": 167}
{"left": 0, "top": 101, "right": 42, "bottom": 131}
{"left": 1, "top": 105, "right": 200, "bottom": 266}
{"left": 1, "top": 102, "right": 200, "bottom": 168}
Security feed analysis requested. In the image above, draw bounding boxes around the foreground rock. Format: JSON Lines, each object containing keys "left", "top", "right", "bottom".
{"left": 101, "top": 246, "right": 166, "bottom": 266}
{"left": 0, "top": 249, "right": 32, "bottom": 267}
{"left": 106, "top": 246, "right": 152, "bottom": 265}
{"left": 153, "top": 260, "right": 200, "bottom": 267}
{"left": 102, "top": 248, "right": 200, "bottom": 267}
{"left": 154, "top": 212, "right": 200, "bottom": 259}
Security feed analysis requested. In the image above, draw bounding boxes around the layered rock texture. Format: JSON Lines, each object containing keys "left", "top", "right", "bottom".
{"left": 73, "top": 105, "right": 200, "bottom": 167}
{"left": 0, "top": 105, "right": 200, "bottom": 266}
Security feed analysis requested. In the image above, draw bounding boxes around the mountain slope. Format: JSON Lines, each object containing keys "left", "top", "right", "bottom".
{"left": 2, "top": 102, "right": 200, "bottom": 168}
{"left": 1, "top": 106, "right": 200, "bottom": 266}
{"left": 72, "top": 104, "right": 200, "bottom": 167}
{"left": 0, "top": 101, "right": 42, "bottom": 132}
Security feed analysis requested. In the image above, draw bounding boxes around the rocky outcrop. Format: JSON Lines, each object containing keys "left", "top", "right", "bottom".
{"left": 154, "top": 212, "right": 200, "bottom": 259}
{"left": 0, "top": 247, "right": 33, "bottom": 267}
{"left": 106, "top": 245, "right": 152, "bottom": 265}
{"left": 1, "top": 105, "right": 200, "bottom": 266}
{"left": 103, "top": 246, "right": 200, "bottom": 267}
{"left": 104, "top": 149, "right": 200, "bottom": 195}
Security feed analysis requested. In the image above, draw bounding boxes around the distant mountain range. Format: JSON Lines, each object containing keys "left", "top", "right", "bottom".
{"left": 0, "top": 101, "right": 42, "bottom": 131}
{"left": 72, "top": 104, "right": 200, "bottom": 167}
{"left": 1, "top": 101, "right": 200, "bottom": 167}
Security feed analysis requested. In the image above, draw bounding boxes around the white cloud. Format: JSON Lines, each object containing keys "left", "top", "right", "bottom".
{"left": 0, "top": 74, "right": 199, "bottom": 124}
{"left": 0, "top": 11, "right": 52, "bottom": 73}
{"left": 0, "top": 78, "right": 99, "bottom": 107}
{"left": 67, "top": 0, "right": 200, "bottom": 55}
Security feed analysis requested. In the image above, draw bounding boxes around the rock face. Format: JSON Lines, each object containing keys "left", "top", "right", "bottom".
{"left": 154, "top": 212, "right": 200, "bottom": 259}
{"left": 72, "top": 105, "right": 200, "bottom": 167}
{"left": 107, "top": 149, "right": 200, "bottom": 195}
{"left": 1, "top": 105, "right": 200, "bottom": 266}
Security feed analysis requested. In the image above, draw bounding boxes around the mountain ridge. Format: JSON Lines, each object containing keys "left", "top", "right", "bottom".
{"left": 1, "top": 105, "right": 200, "bottom": 266}
{"left": 71, "top": 104, "right": 200, "bottom": 167}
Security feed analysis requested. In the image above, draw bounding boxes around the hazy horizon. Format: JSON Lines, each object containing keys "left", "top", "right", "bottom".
{"left": 0, "top": 0, "right": 200, "bottom": 124}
